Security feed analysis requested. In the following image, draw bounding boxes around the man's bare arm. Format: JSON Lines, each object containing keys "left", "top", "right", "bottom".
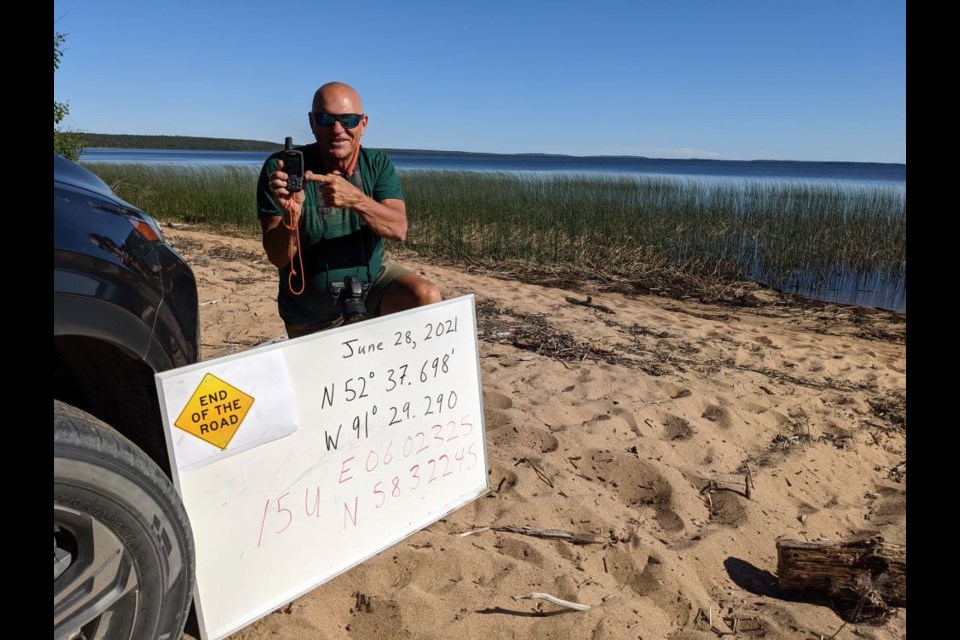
{"left": 260, "top": 216, "right": 294, "bottom": 268}
{"left": 350, "top": 197, "right": 407, "bottom": 241}
{"left": 311, "top": 173, "right": 408, "bottom": 241}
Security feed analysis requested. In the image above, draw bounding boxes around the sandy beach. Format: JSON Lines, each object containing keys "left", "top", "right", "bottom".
{"left": 167, "top": 224, "right": 906, "bottom": 640}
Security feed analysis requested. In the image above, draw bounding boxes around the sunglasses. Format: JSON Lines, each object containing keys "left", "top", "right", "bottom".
{"left": 310, "top": 112, "right": 364, "bottom": 129}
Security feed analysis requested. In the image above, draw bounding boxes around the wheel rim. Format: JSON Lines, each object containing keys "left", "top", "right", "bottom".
{"left": 54, "top": 504, "right": 139, "bottom": 640}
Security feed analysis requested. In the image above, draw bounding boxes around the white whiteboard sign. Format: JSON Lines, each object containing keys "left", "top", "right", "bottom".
{"left": 155, "top": 296, "right": 488, "bottom": 640}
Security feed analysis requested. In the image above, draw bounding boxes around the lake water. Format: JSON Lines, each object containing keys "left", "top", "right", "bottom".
{"left": 80, "top": 148, "right": 907, "bottom": 312}
{"left": 81, "top": 148, "right": 906, "bottom": 187}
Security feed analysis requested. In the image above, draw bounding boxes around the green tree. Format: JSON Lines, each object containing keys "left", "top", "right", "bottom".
{"left": 54, "top": 32, "right": 85, "bottom": 161}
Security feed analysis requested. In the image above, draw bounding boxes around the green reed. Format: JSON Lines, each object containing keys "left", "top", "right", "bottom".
{"left": 82, "top": 164, "right": 905, "bottom": 290}
{"left": 82, "top": 163, "right": 260, "bottom": 229}
{"left": 400, "top": 170, "right": 905, "bottom": 287}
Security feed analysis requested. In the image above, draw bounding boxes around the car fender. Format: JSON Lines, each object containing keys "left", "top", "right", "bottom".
{"left": 54, "top": 292, "right": 174, "bottom": 373}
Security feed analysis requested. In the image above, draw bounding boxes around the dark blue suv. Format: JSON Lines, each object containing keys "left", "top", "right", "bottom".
{"left": 54, "top": 154, "right": 200, "bottom": 640}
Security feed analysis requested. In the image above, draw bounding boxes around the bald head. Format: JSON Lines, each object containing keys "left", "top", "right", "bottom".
{"left": 312, "top": 82, "right": 364, "bottom": 114}
{"left": 309, "top": 82, "right": 368, "bottom": 171}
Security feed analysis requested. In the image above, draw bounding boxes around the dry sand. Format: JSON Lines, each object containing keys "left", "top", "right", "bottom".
{"left": 168, "top": 224, "right": 906, "bottom": 640}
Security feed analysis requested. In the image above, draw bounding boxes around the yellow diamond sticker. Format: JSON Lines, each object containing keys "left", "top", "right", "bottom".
{"left": 175, "top": 373, "right": 255, "bottom": 449}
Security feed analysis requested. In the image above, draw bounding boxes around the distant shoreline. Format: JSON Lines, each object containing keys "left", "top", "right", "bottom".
{"left": 79, "top": 133, "right": 905, "bottom": 167}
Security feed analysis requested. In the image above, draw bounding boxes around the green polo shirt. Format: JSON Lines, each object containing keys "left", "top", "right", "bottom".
{"left": 256, "top": 145, "right": 404, "bottom": 324}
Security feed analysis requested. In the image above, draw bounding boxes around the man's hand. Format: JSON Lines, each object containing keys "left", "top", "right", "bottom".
{"left": 309, "top": 171, "right": 365, "bottom": 209}
{"left": 268, "top": 159, "right": 305, "bottom": 228}
{"left": 267, "top": 159, "right": 307, "bottom": 266}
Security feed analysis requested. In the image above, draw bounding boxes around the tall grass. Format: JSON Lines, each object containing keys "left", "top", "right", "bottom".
{"left": 400, "top": 171, "right": 905, "bottom": 288}
{"left": 84, "top": 163, "right": 260, "bottom": 229}
{"left": 83, "top": 163, "right": 905, "bottom": 301}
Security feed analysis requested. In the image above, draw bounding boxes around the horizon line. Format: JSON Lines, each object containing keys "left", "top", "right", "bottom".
{"left": 78, "top": 133, "right": 906, "bottom": 166}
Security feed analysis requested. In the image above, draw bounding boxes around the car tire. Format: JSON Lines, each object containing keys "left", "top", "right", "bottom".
{"left": 54, "top": 399, "right": 195, "bottom": 640}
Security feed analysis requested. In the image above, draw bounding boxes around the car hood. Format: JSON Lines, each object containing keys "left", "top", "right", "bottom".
{"left": 54, "top": 154, "right": 120, "bottom": 202}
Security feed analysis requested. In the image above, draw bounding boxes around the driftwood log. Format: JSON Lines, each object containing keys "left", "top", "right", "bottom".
{"left": 776, "top": 536, "right": 905, "bottom": 618}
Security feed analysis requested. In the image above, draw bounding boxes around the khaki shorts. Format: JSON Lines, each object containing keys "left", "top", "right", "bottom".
{"left": 283, "top": 262, "right": 411, "bottom": 339}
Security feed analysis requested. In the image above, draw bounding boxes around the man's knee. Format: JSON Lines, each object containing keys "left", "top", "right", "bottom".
{"left": 382, "top": 273, "right": 441, "bottom": 314}
{"left": 413, "top": 278, "right": 442, "bottom": 306}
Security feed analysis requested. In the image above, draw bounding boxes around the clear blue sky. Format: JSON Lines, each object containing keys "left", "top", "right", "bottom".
{"left": 53, "top": 0, "right": 905, "bottom": 164}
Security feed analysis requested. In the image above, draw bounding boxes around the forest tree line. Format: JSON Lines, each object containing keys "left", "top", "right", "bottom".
{"left": 79, "top": 133, "right": 567, "bottom": 158}
{"left": 81, "top": 133, "right": 283, "bottom": 152}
